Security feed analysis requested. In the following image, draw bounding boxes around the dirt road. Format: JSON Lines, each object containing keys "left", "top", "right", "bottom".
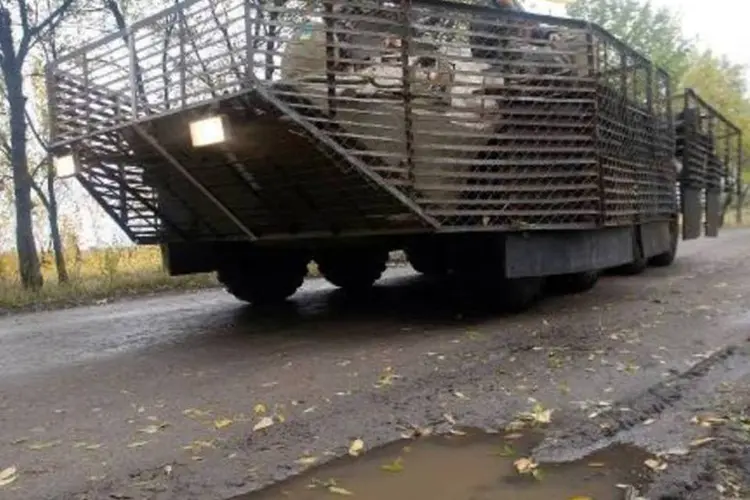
{"left": 2, "top": 230, "right": 750, "bottom": 500}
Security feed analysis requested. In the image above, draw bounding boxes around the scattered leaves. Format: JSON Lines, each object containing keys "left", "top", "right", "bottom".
{"left": 381, "top": 457, "right": 404, "bottom": 473}
{"left": 348, "top": 439, "right": 365, "bottom": 457}
{"left": 0, "top": 466, "right": 18, "bottom": 487}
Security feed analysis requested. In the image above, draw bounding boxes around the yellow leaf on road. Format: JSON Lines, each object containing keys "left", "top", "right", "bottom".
{"left": 296, "top": 456, "right": 318, "bottom": 466}
{"left": 0, "top": 466, "right": 18, "bottom": 487}
{"left": 690, "top": 437, "right": 716, "bottom": 448}
{"left": 28, "top": 440, "right": 62, "bottom": 450}
{"left": 140, "top": 423, "right": 169, "bottom": 434}
{"left": 253, "top": 417, "right": 274, "bottom": 431}
{"left": 644, "top": 458, "right": 667, "bottom": 471}
{"left": 348, "top": 439, "right": 365, "bottom": 457}
{"left": 328, "top": 486, "right": 354, "bottom": 496}
{"left": 214, "top": 418, "right": 233, "bottom": 430}
{"left": 381, "top": 457, "right": 404, "bottom": 473}
{"left": 514, "top": 457, "right": 538, "bottom": 475}
{"left": 254, "top": 404, "right": 266, "bottom": 415}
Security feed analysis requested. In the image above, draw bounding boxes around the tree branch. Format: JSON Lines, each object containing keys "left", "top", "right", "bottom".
{"left": 19, "top": 0, "right": 76, "bottom": 60}
{"left": 29, "top": 173, "right": 51, "bottom": 210}
{"left": 24, "top": 105, "right": 49, "bottom": 151}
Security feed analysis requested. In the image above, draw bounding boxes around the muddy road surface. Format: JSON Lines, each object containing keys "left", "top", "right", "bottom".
{"left": 2, "top": 230, "right": 750, "bottom": 500}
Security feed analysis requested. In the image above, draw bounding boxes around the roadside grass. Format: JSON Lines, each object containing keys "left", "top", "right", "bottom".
{"left": 721, "top": 207, "right": 750, "bottom": 228}
{"left": 0, "top": 246, "right": 218, "bottom": 314}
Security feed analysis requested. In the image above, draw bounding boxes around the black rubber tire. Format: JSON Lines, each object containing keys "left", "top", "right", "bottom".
{"left": 316, "top": 249, "right": 388, "bottom": 291}
{"left": 611, "top": 227, "right": 648, "bottom": 276}
{"left": 547, "top": 271, "right": 600, "bottom": 295}
{"left": 649, "top": 218, "right": 679, "bottom": 267}
{"left": 459, "top": 273, "right": 545, "bottom": 313}
{"left": 217, "top": 253, "right": 308, "bottom": 305}
{"left": 498, "top": 277, "right": 546, "bottom": 313}
{"left": 406, "top": 247, "right": 448, "bottom": 276}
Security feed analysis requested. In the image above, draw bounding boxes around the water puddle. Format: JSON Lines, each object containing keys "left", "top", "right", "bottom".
{"left": 243, "top": 429, "right": 653, "bottom": 500}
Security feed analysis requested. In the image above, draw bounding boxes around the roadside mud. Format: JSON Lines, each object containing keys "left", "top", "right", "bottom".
{"left": 239, "top": 429, "right": 653, "bottom": 500}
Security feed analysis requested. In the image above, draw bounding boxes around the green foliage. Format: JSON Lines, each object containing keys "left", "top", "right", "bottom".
{"left": 566, "top": 0, "right": 695, "bottom": 85}
{"left": 567, "top": 0, "right": 749, "bottom": 178}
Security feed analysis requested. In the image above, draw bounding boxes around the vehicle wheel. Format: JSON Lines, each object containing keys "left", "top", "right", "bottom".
{"left": 498, "top": 277, "right": 545, "bottom": 313}
{"left": 461, "top": 273, "right": 545, "bottom": 313}
{"left": 611, "top": 228, "right": 648, "bottom": 276}
{"left": 649, "top": 218, "right": 679, "bottom": 267}
{"left": 217, "top": 252, "right": 308, "bottom": 305}
{"left": 406, "top": 247, "right": 448, "bottom": 276}
{"left": 316, "top": 248, "right": 388, "bottom": 291}
{"left": 547, "top": 271, "right": 600, "bottom": 295}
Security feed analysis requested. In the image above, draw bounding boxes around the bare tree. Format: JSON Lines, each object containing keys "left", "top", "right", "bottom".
{"left": 0, "top": 0, "right": 74, "bottom": 289}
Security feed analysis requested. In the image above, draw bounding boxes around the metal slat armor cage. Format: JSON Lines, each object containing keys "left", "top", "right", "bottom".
{"left": 47, "top": 0, "right": 677, "bottom": 243}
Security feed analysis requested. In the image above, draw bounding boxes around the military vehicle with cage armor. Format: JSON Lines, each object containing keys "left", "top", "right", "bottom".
{"left": 46, "top": 0, "right": 743, "bottom": 311}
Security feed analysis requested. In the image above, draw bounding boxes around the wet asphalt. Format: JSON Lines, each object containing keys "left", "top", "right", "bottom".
{"left": 1, "top": 229, "right": 750, "bottom": 499}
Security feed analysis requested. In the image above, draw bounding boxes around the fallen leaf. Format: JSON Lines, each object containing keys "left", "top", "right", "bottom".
{"left": 644, "top": 458, "right": 667, "bottom": 472}
{"left": 348, "top": 439, "right": 365, "bottom": 457}
{"left": 28, "top": 440, "right": 62, "bottom": 450}
{"left": 0, "top": 466, "right": 18, "bottom": 487}
{"left": 689, "top": 437, "right": 716, "bottom": 448}
{"left": 328, "top": 486, "right": 354, "bottom": 496}
{"left": 183, "top": 408, "right": 211, "bottom": 419}
{"left": 381, "top": 457, "right": 404, "bottom": 473}
{"left": 254, "top": 404, "right": 267, "bottom": 415}
{"left": 127, "top": 441, "right": 150, "bottom": 448}
{"left": 139, "top": 423, "right": 168, "bottom": 434}
{"left": 214, "top": 418, "right": 233, "bottom": 430}
{"left": 514, "top": 457, "right": 538, "bottom": 475}
{"left": 253, "top": 417, "right": 274, "bottom": 431}
{"left": 453, "top": 391, "right": 469, "bottom": 400}
{"left": 296, "top": 456, "right": 318, "bottom": 466}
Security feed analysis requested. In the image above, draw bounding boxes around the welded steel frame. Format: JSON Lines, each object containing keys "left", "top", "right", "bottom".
{"left": 46, "top": 0, "right": 678, "bottom": 242}
{"left": 674, "top": 88, "right": 742, "bottom": 237}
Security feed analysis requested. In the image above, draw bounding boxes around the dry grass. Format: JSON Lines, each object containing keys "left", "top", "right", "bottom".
{"left": 0, "top": 245, "right": 218, "bottom": 314}
{"left": 721, "top": 207, "right": 750, "bottom": 228}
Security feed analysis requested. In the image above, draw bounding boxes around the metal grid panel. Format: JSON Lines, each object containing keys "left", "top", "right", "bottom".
{"left": 675, "top": 89, "right": 742, "bottom": 193}
{"left": 48, "top": 0, "right": 678, "bottom": 241}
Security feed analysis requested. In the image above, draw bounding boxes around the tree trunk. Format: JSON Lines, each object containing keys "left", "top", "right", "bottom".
{"left": 46, "top": 164, "right": 68, "bottom": 283}
{"left": 6, "top": 67, "right": 43, "bottom": 290}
